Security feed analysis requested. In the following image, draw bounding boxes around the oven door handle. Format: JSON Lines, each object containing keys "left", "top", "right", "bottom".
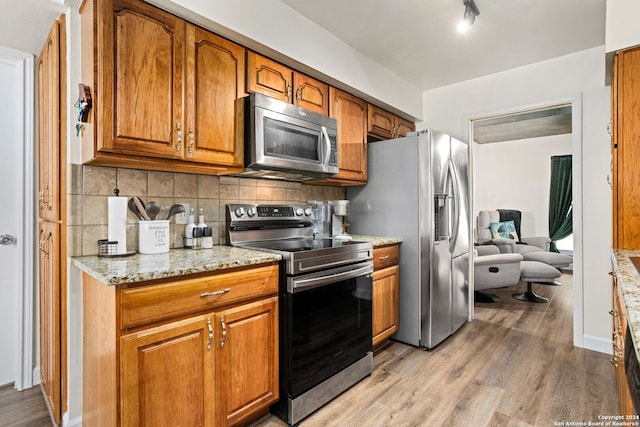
{"left": 289, "top": 263, "right": 373, "bottom": 293}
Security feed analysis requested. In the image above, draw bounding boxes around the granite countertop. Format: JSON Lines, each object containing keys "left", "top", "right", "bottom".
{"left": 611, "top": 249, "right": 640, "bottom": 358}
{"left": 73, "top": 246, "right": 282, "bottom": 286}
{"left": 350, "top": 235, "right": 403, "bottom": 247}
{"left": 73, "top": 235, "right": 401, "bottom": 286}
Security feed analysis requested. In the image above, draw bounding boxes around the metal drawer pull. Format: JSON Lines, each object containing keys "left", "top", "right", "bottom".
{"left": 610, "top": 310, "right": 615, "bottom": 316}
{"left": 610, "top": 358, "right": 618, "bottom": 368}
{"left": 220, "top": 316, "right": 227, "bottom": 348}
{"left": 207, "top": 318, "right": 213, "bottom": 351}
{"left": 200, "top": 288, "right": 231, "bottom": 298}
{"left": 378, "top": 255, "right": 390, "bottom": 260}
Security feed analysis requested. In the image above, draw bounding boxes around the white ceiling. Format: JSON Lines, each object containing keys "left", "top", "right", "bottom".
{"left": 1, "top": 0, "right": 605, "bottom": 91}
{"left": 280, "top": 0, "right": 606, "bottom": 90}
{"left": 0, "top": 0, "right": 68, "bottom": 55}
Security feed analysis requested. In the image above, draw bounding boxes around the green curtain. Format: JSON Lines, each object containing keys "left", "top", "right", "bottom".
{"left": 548, "top": 155, "right": 573, "bottom": 252}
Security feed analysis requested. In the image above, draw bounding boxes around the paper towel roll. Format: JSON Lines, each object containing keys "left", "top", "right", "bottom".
{"left": 108, "top": 197, "right": 128, "bottom": 254}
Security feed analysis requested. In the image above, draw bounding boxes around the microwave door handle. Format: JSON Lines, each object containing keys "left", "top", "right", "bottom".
{"left": 321, "top": 126, "right": 331, "bottom": 168}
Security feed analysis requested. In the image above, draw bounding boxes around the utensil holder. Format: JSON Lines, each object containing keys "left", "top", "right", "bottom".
{"left": 138, "top": 220, "right": 170, "bottom": 254}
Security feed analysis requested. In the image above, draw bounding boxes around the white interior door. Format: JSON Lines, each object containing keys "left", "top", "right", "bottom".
{"left": 0, "top": 46, "right": 34, "bottom": 389}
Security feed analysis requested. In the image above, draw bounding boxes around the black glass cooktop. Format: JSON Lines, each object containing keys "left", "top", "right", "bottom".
{"left": 240, "top": 237, "right": 362, "bottom": 253}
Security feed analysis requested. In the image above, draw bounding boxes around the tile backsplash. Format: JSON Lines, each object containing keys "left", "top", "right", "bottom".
{"left": 68, "top": 164, "right": 346, "bottom": 256}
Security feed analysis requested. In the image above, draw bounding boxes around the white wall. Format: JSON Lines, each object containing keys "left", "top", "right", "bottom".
{"left": 606, "top": 0, "right": 640, "bottom": 53}
{"left": 473, "top": 134, "right": 573, "bottom": 238}
{"left": 147, "top": 0, "right": 422, "bottom": 120}
{"left": 420, "top": 46, "right": 612, "bottom": 352}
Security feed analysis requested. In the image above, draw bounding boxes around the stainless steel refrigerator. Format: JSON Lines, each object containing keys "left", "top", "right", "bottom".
{"left": 347, "top": 129, "right": 470, "bottom": 349}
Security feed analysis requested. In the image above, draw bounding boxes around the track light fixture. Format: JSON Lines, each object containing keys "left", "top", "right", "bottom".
{"left": 457, "top": 0, "right": 480, "bottom": 33}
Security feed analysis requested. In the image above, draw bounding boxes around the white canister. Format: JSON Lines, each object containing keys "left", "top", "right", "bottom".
{"left": 138, "top": 220, "right": 170, "bottom": 254}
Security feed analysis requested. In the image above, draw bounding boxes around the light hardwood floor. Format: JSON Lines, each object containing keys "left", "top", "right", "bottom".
{"left": 0, "top": 384, "right": 52, "bottom": 426}
{"left": 0, "top": 273, "right": 619, "bottom": 426}
{"left": 252, "top": 272, "right": 620, "bottom": 426}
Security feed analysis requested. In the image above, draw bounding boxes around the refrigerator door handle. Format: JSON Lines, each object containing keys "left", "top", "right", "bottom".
{"left": 448, "top": 159, "right": 460, "bottom": 251}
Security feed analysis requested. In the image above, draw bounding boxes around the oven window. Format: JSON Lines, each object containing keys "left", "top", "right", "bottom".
{"left": 263, "top": 117, "right": 321, "bottom": 162}
{"left": 285, "top": 274, "right": 372, "bottom": 397}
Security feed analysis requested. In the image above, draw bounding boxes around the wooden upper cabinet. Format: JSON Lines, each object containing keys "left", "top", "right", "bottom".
{"left": 329, "top": 87, "right": 368, "bottom": 183}
{"left": 246, "top": 52, "right": 292, "bottom": 103}
{"left": 246, "top": 52, "right": 329, "bottom": 115}
{"left": 81, "top": 0, "right": 245, "bottom": 172}
{"left": 292, "top": 72, "right": 329, "bottom": 114}
{"left": 613, "top": 46, "right": 640, "bottom": 249}
{"left": 184, "top": 25, "right": 244, "bottom": 167}
{"left": 395, "top": 116, "right": 416, "bottom": 138}
{"left": 368, "top": 104, "right": 415, "bottom": 140}
{"left": 105, "top": 0, "right": 184, "bottom": 159}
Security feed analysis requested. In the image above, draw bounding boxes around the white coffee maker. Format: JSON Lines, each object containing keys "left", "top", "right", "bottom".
{"left": 329, "top": 200, "right": 352, "bottom": 240}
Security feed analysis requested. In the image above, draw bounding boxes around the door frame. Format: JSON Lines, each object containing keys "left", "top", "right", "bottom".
{"left": 0, "top": 46, "right": 35, "bottom": 391}
{"left": 465, "top": 94, "right": 584, "bottom": 348}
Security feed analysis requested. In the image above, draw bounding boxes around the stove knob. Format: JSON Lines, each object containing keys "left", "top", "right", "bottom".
{"left": 304, "top": 207, "right": 313, "bottom": 216}
{"left": 247, "top": 207, "right": 256, "bottom": 217}
{"left": 295, "top": 208, "right": 304, "bottom": 216}
{"left": 235, "top": 207, "right": 245, "bottom": 218}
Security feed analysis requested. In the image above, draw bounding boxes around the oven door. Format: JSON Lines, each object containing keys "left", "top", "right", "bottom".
{"left": 282, "top": 261, "right": 373, "bottom": 397}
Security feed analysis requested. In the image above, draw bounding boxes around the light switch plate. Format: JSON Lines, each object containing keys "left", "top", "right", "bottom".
{"left": 175, "top": 203, "right": 189, "bottom": 224}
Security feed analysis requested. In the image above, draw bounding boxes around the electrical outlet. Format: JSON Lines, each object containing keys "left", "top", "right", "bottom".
{"left": 175, "top": 203, "right": 189, "bottom": 225}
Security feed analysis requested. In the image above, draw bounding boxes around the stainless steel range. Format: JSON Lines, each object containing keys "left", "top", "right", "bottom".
{"left": 227, "top": 204, "right": 374, "bottom": 425}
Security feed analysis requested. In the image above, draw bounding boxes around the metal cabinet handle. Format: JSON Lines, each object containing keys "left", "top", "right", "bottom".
{"left": 207, "top": 318, "right": 213, "bottom": 351}
{"left": 175, "top": 123, "right": 182, "bottom": 152}
{"left": 220, "top": 316, "right": 227, "bottom": 348}
{"left": 200, "top": 288, "right": 231, "bottom": 298}
{"left": 610, "top": 358, "right": 618, "bottom": 368}
{"left": 286, "top": 84, "right": 293, "bottom": 103}
{"left": 610, "top": 309, "right": 615, "bottom": 316}
{"left": 295, "top": 87, "right": 302, "bottom": 102}
{"left": 378, "top": 255, "right": 390, "bottom": 261}
{"left": 188, "top": 126, "right": 194, "bottom": 154}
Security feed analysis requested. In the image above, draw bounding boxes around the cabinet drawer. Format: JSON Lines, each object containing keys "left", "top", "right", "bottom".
{"left": 120, "top": 264, "right": 278, "bottom": 329}
{"left": 373, "top": 245, "right": 399, "bottom": 270}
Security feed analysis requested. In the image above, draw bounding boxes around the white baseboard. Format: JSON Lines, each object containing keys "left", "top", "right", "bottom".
{"left": 582, "top": 334, "right": 612, "bottom": 355}
{"left": 63, "top": 412, "right": 82, "bottom": 427}
{"left": 32, "top": 366, "right": 40, "bottom": 386}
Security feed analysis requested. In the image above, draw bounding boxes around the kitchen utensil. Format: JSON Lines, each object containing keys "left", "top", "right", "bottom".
{"left": 128, "top": 197, "right": 144, "bottom": 221}
{"left": 145, "top": 201, "right": 161, "bottom": 220}
{"left": 165, "top": 204, "right": 185, "bottom": 221}
{"left": 133, "top": 197, "right": 150, "bottom": 221}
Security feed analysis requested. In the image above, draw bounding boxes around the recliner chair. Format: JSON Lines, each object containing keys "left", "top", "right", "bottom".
{"left": 476, "top": 210, "right": 572, "bottom": 269}
{"left": 474, "top": 245, "right": 523, "bottom": 302}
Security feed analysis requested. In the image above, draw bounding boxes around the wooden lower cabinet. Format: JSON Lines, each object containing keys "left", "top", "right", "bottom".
{"left": 372, "top": 244, "right": 400, "bottom": 348}
{"left": 612, "top": 271, "right": 635, "bottom": 415}
{"left": 83, "top": 264, "right": 279, "bottom": 426}
{"left": 120, "top": 314, "right": 215, "bottom": 426}
{"left": 215, "top": 298, "right": 279, "bottom": 426}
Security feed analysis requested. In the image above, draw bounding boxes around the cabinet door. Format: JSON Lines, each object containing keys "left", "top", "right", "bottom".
{"left": 329, "top": 87, "right": 368, "bottom": 182}
{"left": 246, "top": 51, "right": 292, "bottom": 103}
{"left": 215, "top": 297, "right": 279, "bottom": 426}
{"left": 372, "top": 265, "right": 399, "bottom": 347}
{"left": 120, "top": 314, "right": 215, "bottom": 427}
{"left": 614, "top": 47, "right": 640, "bottom": 248}
{"left": 367, "top": 104, "right": 395, "bottom": 140}
{"left": 37, "top": 19, "right": 61, "bottom": 222}
{"left": 184, "top": 25, "right": 244, "bottom": 166}
{"left": 38, "top": 222, "right": 61, "bottom": 423}
{"left": 293, "top": 72, "right": 329, "bottom": 114}
{"left": 98, "top": 0, "right": 185, "bottom": 159}
{"left": 396, "top": 116, "right": 416, "bottom": 138}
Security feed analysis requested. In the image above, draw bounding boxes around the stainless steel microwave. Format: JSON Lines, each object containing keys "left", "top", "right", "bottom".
{"left": 234, "top": 93, "right": 338, "bottom": 181}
